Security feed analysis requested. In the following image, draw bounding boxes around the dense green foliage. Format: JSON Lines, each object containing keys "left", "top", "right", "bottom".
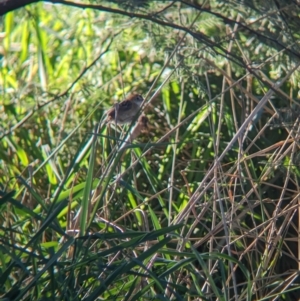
{"left": 1, "top": 0, "right": 300, "bottom": 300}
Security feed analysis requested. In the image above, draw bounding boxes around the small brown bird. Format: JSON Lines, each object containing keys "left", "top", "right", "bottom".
{"left": 106, "top": 94, "right": 144, "bottom": 124}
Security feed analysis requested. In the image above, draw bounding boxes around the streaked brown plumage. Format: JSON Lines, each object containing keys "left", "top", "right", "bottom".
{"left": 106, "top": 94, "right": 144, "bottom": 124}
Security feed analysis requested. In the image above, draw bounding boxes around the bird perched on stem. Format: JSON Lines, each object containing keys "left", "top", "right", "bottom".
{"left": 128, "top": 115, "right": 149, "bottom": 142}
{"left": 106, "top": 94, "right": 144, "bottom": 124}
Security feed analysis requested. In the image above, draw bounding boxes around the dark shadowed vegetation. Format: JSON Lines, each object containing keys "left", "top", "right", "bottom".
{"left": 1, "top": 0, "right": 300, "bottom": 300}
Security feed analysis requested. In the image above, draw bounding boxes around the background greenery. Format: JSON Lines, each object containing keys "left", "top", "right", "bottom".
{"left": 1, "top": 0, "right": 300, "bottom": 300}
